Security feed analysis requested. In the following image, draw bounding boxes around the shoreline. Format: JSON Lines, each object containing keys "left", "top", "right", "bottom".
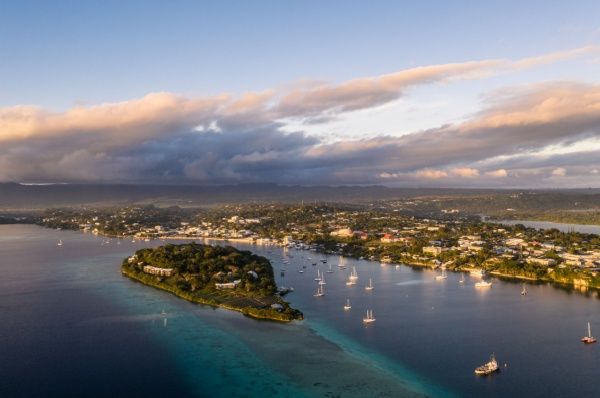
{"left": 36, "top": 224, "right": 600, "bottom": 293}
{"left": 121, "top": 267, "right": 303, "bottom": 323}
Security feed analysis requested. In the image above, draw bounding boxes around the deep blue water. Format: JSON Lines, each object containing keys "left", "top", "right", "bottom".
{"left": 2, "top": 225, "right": 600, "bottom": 397}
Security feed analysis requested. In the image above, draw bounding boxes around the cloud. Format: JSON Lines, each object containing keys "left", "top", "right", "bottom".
{"left": 451, "top": 167, "right": 480, "bottom": 177}
{"left": 552, "top": 167, "right": 567, "bottom": 177}
{"left": 415, "top": 169, "right": 449, "bottom": 179}
{"left": 485, "top": 169, "right": 508, "bottom": 177}
{"left": 1, "top": 46, "right": 600, "bottom": 186}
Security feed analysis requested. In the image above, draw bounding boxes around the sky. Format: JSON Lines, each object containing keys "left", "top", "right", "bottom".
{"left": 1, "top": 0, "right": 600, "bottom": 187}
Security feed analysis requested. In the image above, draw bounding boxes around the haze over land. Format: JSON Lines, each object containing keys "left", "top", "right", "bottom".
{"left": 1, "top": 2, "right": 600, "bottom": 188}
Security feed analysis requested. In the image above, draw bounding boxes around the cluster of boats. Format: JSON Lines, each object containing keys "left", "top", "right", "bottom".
{"left": 306, "top": 258, "right": 377, "bottom": 324}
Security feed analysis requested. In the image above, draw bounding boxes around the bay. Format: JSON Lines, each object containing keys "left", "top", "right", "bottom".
{"left": 2, "top": 224, "right": 600, "bottom": 397}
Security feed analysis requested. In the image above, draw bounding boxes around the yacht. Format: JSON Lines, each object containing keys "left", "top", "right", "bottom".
{"left": 313, "top": 284, "right": 325, "bottom": 297}
{"left": 474, "top": 354, "right": 499, "bottom": 375}
{"left": 343, "top": 299, "right": 352, "bottom": 311}
{"left": 435, "top": 268, "right": 447, "bottom": 280}
{"left": 349, "top": 266, "right": 358, "bottom": 281}
{"left": 365, "top": 278, "right": 374, "bottom": 291}
{"left": 314, "top": 269, "right": 322, "bottom": 282}
{"left": 363, "top": 309, "right": 376, "bottom": 323}
{"left": 475, "top": 280, "right": 492, "bottom": 288}
{"left": 470, "top": 269, "right": 486, "bottom": 278}
{"left": 581, "top": 322, "right": 597, "bottom": 344}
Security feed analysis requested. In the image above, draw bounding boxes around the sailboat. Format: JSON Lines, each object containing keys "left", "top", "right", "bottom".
{"left": 314, "top": 269, "right": 322, "bottom": 281}
{"left": 349, "top": 266, "right": 358, "bottom": 281}
{"left": 435, "top": 268, "right": 447, "bottom": 280}
{"left": 319, "top": 274, "right": 327, "bottom": 285}
{"left": 344, "top": 299, "right": 352, "bottom": 310}
{"left": 313, "top": 283, "right": 325, "bottom": 297}
{"left": 337, "top": 256, "right": 347, "bottom": 269}
{"left": 581, "top": 322, "right": 597, "bottom": 344}
{"left": 57, "top": 240, "right": 63, "bottom": 246}
{"left": 363, "top": 309, "right": 376, "bottom": 323}
{"left": 459, "top": 273, "right": 465, "bottom": 284}
{"left": 326, "top": 263, "right": 334, "bottom": 273}
{"left": 365, "top": 278, "right": 374, "bottom": 291}
{"left": 475, "top": 280, "right": 492, "bottom": 288}
{"left": 521, "top": 285, "right": 527, "bottom": 295}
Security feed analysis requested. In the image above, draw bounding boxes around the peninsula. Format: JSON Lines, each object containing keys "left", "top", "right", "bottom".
{"left": 121, "top": 243, "right": 303, "bottom": 322}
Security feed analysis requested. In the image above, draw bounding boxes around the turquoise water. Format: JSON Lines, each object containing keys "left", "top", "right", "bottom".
{"left": 3, "top": 224, "right": 600, "bottom": 397}
{"left": 0, "top": 225, "right": 439, "bottom": 397}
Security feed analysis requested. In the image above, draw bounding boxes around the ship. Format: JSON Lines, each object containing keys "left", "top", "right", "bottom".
{"left": 474, "top": 354, "right": 499, "bottom": 375}
{"left": 343, "top": 298, "right": 351, "bottom": 311}
{"left": 581, "top": 322, "right": 597, "bottom": 344}
{"left": 362, "top": 309, "right": 376, "bottom": 323}
{"left": 469, "top": 269, "right": 486, "bottom": 278}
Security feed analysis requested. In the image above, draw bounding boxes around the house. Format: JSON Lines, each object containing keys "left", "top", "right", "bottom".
{"left": 215, "top": 279, "right": 242, "bottom": 289}
{"left": 423, "top": 246, "right": 443, "bottom": 255}
{"left": 143, "top": 265, "right": 174, "bottom": 277}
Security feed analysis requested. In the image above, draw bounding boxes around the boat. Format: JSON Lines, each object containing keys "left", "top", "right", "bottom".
{"left": 326, "top": 264, "right": 334, "bottom": 273}
{"left": 435, "top": 268, "right": 447, "bottom": 280}
{"left": 337, "top": 256, "right": 347, "bottom": 269}
{"left": 459, "top": 274, "right": 465, "bottom": 284}
{"left": 581, "top": 322, "right": 597, "bottom": 344}
{"left": 395, "top": 265, "right": 401, "bottom": 269}
{"left": 313, "top": 284, "right": 325, "bottom": 297}
{"left": 365, "top": 278, "right": 374, "bottom": 291}
{"left": 470, "top": 269, "right": 486, "bottom": 278}
{"left": 344, "top": 299, "right": 352, "bottom": 311}
{"left": 363, "top": 309, "right": 376, "bottom": 323}
{"left": 345, "top": 279, "right": 356, "bottom": 286}
{"left": 474, "top": 354, "right": 499, "bottom": 375}
{"left": 349, "top": 266, "right": 358, "bottom": 281}
{"left": 319, "top": 274, "right": 327, "bottom": 285}
{"left": 298, "top": 269, "right": 304, "bottom": 273}
{"left": 475, "top": 280, "right": 492, "bottom": 288}
{"left": 521, "top": 285, "right": 527, "bottom": 295}
{"left": 57, "top": 240, "right": 63, "bottom": 246}
{"left": 314, "top": 269, "right": 322, "bottom": 281}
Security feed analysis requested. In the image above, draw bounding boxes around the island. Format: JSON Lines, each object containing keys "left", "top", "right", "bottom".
{"left": 121, "top": 243, "right": 303, "bottom": 322}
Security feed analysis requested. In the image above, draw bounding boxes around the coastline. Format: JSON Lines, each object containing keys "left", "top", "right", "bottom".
{"left": 37, "top": 223, "right": 600, "bottom": 294}
{"left": 121, "top": 267, "right": 303, "bottom": 323}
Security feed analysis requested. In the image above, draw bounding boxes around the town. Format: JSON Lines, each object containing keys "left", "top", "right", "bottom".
{"left": 37, "top": 202, "right": 600, "bottom": 290}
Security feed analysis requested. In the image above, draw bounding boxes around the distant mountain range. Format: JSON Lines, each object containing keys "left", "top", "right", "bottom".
{"left": 0, "top": 182, "right": 501, "bottom": 209}
{"left": 1, "top": 182, "right": 600, "bottom": 210}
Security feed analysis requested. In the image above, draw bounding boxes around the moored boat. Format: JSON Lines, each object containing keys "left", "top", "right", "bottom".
{"left": 474, "top": 354, "right": 499, "bottom": 375}
{"left": 581, "top": 322, "right": 597, "bottom": 344}
{"left": 363, "top": 309, "right": 376, "bottom": 323}
{"left": 344, "top": 298, "right": 352, "bottom": 311}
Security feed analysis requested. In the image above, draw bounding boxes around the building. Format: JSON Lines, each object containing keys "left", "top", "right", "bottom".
{"left": 143, "top": 265, "right": 174, "bottom": 277}
{"left": 423, "top": 246, "right": 443, "bottom": 255}
{"left": 215, "top": 279, "right": 242, "bottom": 289}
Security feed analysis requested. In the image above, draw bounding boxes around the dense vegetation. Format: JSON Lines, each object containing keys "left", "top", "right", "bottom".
{"left": 121, "top": 243, "right": 302, "bottom": 322}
